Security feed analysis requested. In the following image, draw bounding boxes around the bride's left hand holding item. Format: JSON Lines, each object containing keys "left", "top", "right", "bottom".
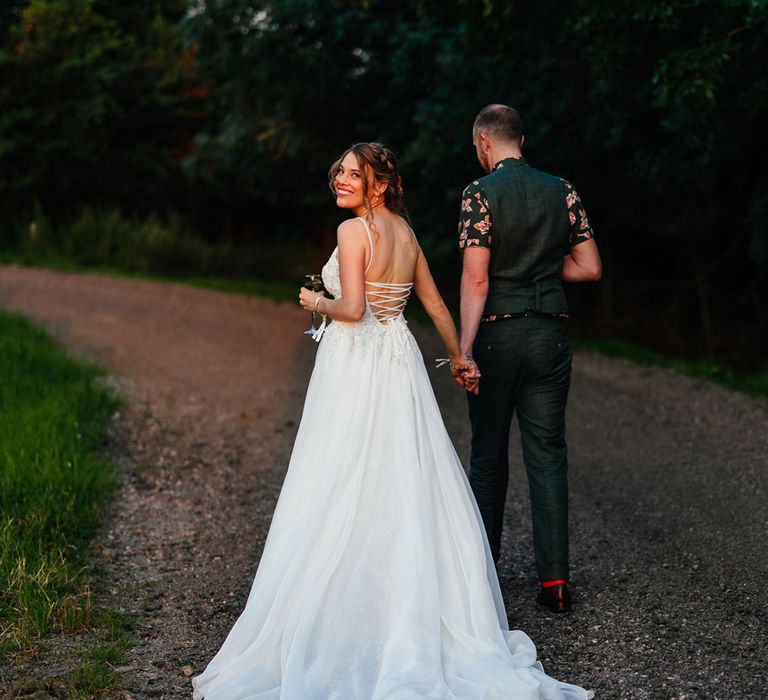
{"left": 299, "top": 286, "right": 329, "bottom": 342}
{"left": 299, "top": 287, "right": 326, "bottom": 313}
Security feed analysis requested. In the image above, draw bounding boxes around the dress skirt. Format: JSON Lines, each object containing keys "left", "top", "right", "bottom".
{"left": 191, "top": 314, "right": 593, "bottom": 700}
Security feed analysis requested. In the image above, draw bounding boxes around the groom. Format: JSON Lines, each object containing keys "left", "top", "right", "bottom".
{"left": 458, "top": 104, "right": 601, "bottom": 612}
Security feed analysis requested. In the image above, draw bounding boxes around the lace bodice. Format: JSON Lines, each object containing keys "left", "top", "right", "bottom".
{"left": 320, "top": 246, "right": 342, "bottom": 299}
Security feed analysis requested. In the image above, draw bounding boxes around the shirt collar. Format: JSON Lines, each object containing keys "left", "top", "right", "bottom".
{"left": 493, "top": 156, "right": 526, "bottom": 171}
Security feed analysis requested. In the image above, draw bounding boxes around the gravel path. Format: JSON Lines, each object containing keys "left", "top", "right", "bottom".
{"left": 1, "top": 264, "right": 766, "bottom": 700}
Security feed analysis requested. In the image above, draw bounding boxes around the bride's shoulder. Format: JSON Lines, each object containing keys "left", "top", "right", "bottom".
{"left": 338, "top": 216, "right": 364, "bottom": 231}
{"left": 336, "top": 217, "right": 368, "bottom": 248}
{"left": 337, "top": 217, "right": 366, "bottom": 235}
{"left": 395, "top": 215, "right": 420, "bottom": 251}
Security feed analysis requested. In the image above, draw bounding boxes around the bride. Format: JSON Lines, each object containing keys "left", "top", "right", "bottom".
{"left": 191, "top": 143, "right": 593, "bottom": 699}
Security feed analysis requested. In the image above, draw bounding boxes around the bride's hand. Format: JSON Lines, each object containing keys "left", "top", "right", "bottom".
{"left": 299, "top": 287, "right": 325, "bottom": 312}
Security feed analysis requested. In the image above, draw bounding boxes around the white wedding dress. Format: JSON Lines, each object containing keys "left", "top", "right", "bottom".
{"left": 192, "top": 219, "right": 593, "bottom": 700}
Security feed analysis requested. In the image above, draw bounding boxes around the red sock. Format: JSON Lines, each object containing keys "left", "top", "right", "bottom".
{"left": 541, "top": 579, "right": 567, "bottom": 588}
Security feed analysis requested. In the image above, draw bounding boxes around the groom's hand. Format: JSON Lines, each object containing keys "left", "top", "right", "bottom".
{"left": 462, "top": 362, "right": 481, "bottom": 395}
{"left": 451, "top": 360, "right": 480, "bottom": 395}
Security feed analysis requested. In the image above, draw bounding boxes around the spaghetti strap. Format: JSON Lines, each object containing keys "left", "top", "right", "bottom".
{"left": 357, "top": 217, "right": 375, "bottom": 273}
{"left": 356, "top": 215, "right": 414, "bottom": 323}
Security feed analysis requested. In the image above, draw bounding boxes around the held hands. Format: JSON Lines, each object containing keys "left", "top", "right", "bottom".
{"left": 436, "top": 355, "right": 481, "bottom": 395}
{"left": 452, "top": 357, "right": 481, "bottom": 395}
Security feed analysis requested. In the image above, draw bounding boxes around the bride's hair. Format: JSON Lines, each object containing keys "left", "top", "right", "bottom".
{"left": 328, "top": 142, "right": 405, "bottom": 215}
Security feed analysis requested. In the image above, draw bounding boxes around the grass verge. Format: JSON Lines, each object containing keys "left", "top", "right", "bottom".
{"left": 573, "top": 337, "right": 768, "bottom": 399}
{"left": 0, "top": 311, "right": 120, "bottom": 653}
{"left": 62, "top": 609, "right": 137, "bottom": 699}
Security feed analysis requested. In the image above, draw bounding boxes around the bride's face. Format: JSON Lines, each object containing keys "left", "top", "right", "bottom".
{"left": 334, "top": 152, "right": 367, "bottom": 210}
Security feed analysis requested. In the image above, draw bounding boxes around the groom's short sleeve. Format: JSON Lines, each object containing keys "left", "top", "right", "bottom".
{"left": 563, "top": 180, "right": 595, "bottom": 247}
{"left": 458, "top": 180, "right": 493, "bottom": 250}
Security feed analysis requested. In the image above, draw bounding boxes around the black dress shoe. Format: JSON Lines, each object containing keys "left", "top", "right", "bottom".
{"left": 537, "top": 583, "right": 572, "bottom": 612}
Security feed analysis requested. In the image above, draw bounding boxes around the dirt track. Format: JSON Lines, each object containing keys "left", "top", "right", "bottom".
{"left": 1, "top": 264, "right": 767, "bottom": 700}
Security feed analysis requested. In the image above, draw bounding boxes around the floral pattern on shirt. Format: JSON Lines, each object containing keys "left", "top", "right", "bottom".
{"left": 482, "top": 311, "right": 569, "bottom": 322}
{"left": 562, "top": 180, "right": 594, "bottom": 246}
{"left": 458, "top": 170, "right": 593, "bottom": 323}
{"left": 458, "top": 180, "right": 492, "bottom": 250}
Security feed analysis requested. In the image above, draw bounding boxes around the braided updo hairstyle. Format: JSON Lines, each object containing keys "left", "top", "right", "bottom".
{"left": 328, "top": 142, "right": 405, "bottom": 217}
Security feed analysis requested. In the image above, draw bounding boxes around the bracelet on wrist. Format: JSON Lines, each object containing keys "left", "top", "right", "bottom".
{"left": 454, "top": 354, "right": 474, "bottom": 372}
{"left": 435, "top": 354, "right": 474, "bottom": 371}
{"left": 314, "top": 295, "right": 326, "bottom": 317}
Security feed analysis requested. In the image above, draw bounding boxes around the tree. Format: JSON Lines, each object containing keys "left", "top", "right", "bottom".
{"left": 184, "top": 0, "right": 767, "bottom": 365}
{"left": 1, "top": 0, "right": 765, "bottom": 367}
{"left": 0, "top": 0, "right": 207, "bottom": 218}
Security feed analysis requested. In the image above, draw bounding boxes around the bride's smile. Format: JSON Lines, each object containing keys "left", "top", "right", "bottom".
{"left": 332, "top": 151, "right": 388, "bottom": 217}
{"left": 332, "top": 152, "right": 364, "bottom": 209}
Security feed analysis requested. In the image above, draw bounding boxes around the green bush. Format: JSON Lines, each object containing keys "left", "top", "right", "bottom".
{"left": 1, "top": 206, "right": 308, "bottom": 283}
{"left": 37, "top": 207, "right": 217, "bottom": 274}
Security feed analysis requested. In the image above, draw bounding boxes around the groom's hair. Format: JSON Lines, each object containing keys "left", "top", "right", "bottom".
{"left": 473, "top": 104, "right": 523, "bottom": 144}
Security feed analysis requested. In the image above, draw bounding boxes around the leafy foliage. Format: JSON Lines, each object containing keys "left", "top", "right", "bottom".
{"left": 182, "top": 0, "right": 767, "bottom": 365}
{"left": 0, "top": 0, "right": 206, "bottom": 216}
{"left": 1, "top": 0, "right": 766, "bottom": 367}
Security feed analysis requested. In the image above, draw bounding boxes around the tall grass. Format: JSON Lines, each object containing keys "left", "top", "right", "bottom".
{"left": 0, "top": 312, "right": 119, "bottom": 649}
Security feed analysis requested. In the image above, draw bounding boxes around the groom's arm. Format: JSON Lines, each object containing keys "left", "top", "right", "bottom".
{"left": 561, "top": 180, "right": 602, "bottom": 282}
{"left": 458, "top": 180, "right": 492, "bottom": 358}
{"left": 563, "top": 238, "right": 602, "bottom": 282}
{"left": 460, "top": 248, "right": 490, "bottom": 356}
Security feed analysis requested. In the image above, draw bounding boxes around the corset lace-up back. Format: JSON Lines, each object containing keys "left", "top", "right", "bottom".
{"left": 365, "top": 280, "right": 413, "bottom": 323}
{"left": 319, "top": 216, "right": 416, "bottom": 359}
{"left": 358, "top": 216, "right": 413, "bottom": 324}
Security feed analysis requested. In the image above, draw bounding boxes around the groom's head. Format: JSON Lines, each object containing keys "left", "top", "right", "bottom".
{"left": 472, "top": 104, "right": 524, "bottom": 173}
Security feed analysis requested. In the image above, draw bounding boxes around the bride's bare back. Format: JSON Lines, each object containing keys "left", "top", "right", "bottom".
{"left": 317, "top": 203, "right": 461, "bottom": 372}
{"left": 361, "top": 212, "right": 419, "bottom": 283}
{"left": 357, "top": 212, "right": 419, "bottom": 322}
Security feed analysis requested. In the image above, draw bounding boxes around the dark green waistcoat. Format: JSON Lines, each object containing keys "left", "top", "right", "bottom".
{"left": 480, "top": 157, "right": 570, "bottom": 315}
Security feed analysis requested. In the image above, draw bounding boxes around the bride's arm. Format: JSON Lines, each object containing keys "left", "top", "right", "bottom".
{"left": 303, "top": 219, "right": 367, "bottom": 322}
{"left": 413, "top": 249, "right": 464, "bottom": 365}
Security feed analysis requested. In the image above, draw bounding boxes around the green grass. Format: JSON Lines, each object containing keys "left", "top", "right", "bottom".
{"left": 63, "top": 636, "right": 131, "bottom": 698}
{"left": 89, "top": 607, "right": 139, "bottom": 640}
{"left": 0, "top": 311, "right": 120, "bottom": 649}
{"left": 573, "top": 337, "right": 768, "bottom": 398}
{"left": 55, "top": 605, "right": 138, "bottom": 697}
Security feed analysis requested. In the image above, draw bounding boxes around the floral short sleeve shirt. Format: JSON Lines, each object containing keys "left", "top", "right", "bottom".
{"left": 457, "top": 174, "right": 595, "bottom": 250}
{"left": 562, "top": 179, "right": 594, "bottom": 247}
{"left": 458, "top": 180, "right": 492, "bottom": 249}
